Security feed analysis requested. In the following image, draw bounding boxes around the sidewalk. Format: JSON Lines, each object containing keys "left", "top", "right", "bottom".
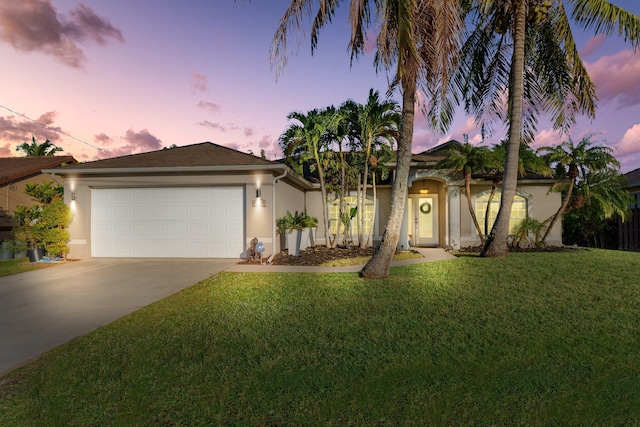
{"left": 224, "top": 247, "right": 456, "bottom": 273}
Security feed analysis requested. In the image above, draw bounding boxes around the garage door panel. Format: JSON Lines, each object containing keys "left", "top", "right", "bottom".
{"left": 92, "top": 187, "right": 244, "bottom": 258}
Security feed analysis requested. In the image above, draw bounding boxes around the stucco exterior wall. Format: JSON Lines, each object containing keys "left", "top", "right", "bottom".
{"left": 63, "top": 172, "right": 295, "bottom": 259}
{"left": 458, "top": 183, "right": 562, "bottom": 247}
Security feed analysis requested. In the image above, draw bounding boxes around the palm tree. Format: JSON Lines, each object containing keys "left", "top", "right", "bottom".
{"left": 563, "top": 169, "right": 632, "bottom": 247}
{"left": 279, "top": 108, "right": 338, "bottom": 248}
{"left": 482, "top": 140, "right": 552, "bottom": 235}
{"left": 341, "top": 89, "right": 400, "bottom": 247}
{"left": 539, "top": 135, "right": 622, "bottom": 243}
{"left": 367, "top": 144, "right": 395, "bottom": 247}
{"left": 444, "top": 1, "right": 640, "bottom": 257}
{"left": 436, "top": 142, "right": 496, "bottom": 244}
{"left": 16, "top": 136, "right": 63, "bottom": 156}
{"left": 272, "top": 0, "right": 464, "bottom": 278}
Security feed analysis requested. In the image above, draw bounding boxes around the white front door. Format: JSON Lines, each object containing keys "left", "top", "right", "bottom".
{"left": 413, "top": 195, "right": 438, "bottom": 246}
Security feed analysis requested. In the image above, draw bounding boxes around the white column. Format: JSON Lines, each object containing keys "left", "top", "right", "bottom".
{"left": 398, "top": 198, "right": 410, "bottom": 250}
{"left": 448, "top": 187, "right": 461, "bottom": 249}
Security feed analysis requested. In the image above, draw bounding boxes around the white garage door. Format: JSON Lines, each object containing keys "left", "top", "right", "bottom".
{"left": 91, "top": 187, "right": 244, "bottom": 258}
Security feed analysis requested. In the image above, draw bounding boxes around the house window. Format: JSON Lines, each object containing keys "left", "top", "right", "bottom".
{"left": 476, "top": 192, "right": 528, "bottom": 235}
{"left": 329, "top": 196, "right": 375, "bottom": 237}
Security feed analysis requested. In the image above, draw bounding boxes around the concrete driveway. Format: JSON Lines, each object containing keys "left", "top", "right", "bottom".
{"left": 0, "top": 258, "right": 236, "bottom": 376}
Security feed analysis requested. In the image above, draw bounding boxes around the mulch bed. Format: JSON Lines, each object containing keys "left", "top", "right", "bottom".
{"left": 240, "top": 245, "right": 376, "bottom": 266}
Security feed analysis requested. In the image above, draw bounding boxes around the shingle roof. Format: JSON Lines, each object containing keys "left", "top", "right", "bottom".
{"left": 625, "top": 167, "right": 640, "bottom": 187}
{"left": 0, "top": 156, "right": 77, "bottom": 186}
{"left": 59, "top": 142, "right": 276, "bottom": 170}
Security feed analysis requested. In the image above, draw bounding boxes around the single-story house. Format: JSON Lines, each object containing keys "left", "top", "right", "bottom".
{"left": 0, "top": 155, "right": 77, "bottom": 241}
{"left": 43, "top": 142, "right": 562, "bottom": 260}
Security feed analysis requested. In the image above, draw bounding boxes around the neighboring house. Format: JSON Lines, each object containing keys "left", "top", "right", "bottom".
{"left": 618, "top": 167, "right": 640, "bottom": 250}
{"left": 44, "top": 141, "right": 562, "bottom": 260}
{"left": 0, "top": 156, "right": 77, "bottom": 241}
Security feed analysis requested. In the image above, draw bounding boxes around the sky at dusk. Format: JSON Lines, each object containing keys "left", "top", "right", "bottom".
{"left": 0, "top": 0, "right": 639, "bottom": 172}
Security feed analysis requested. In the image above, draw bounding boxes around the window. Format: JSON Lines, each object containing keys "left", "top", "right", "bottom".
{"left": 329, "top": 196, "right": 375, "bottom": 236}
{"left": 475, "top": 192, "right": 528, "bottom": 235}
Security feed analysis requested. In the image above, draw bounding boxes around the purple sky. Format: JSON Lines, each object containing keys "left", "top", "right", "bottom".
{"left": 0, "top": 0, "right": 639, "bottom": 172}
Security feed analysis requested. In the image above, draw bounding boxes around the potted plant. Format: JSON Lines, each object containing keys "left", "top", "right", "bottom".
{"left": 12, "top": 205, "right": 45, "bottom": 262}
{"left": 285, "top": 211, "right": 306, "bottom": 256}
{"left": 302, "top": 214, "right": 318, "bottom": 248}
{"left": 0, "top": 240, "right": 12, "bottom": 261}
{"left": 276, "top": 215, "right": 291, "bottom": 252}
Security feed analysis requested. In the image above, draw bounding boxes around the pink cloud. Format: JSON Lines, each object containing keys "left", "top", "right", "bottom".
{"left": 0, "top": 112, "right": 64, "bottom": 144}
{"left": 198, "top": 120, "right": 226, "bottom": 132}
{"left": 616, "top": 123, "right": 640, "bottom": 157}
{"left": 196, "top": 100, "right": 221, "bottom": 113}
{"left": 94, "top": 133, "right": 113, "bottom": 145}
{"left": 579, "top": 35, "right": 605, "bottom": 57}
{"left": 96, "top": 128, "right": 162, "bottom": 159}
{"left": 0, "top": 0, "right": 123, "bottom": 68}
{"left": 244, "top": 127, "right": 254, "bottom": 137}
{"left": 586, "top": 49, "right": 640, "bottom": 109}
{"left": 532, "top": 128, "right": 562, "bottom": 149}
{"left": 191, "top": 71, "right": 208, "bottom": 93}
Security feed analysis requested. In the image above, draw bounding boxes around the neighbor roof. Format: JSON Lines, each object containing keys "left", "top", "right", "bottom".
{"left": 55, "top": 142, "right": 275, "bottom": 170}
{"left": 0, "top": 156, "right": 77, "bottom": 186}
{"left": 626, "top": 167, "right": 640, "bottom": 187}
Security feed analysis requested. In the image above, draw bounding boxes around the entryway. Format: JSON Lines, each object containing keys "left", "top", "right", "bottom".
{"left": 408, "top": 195, "right": 439, "bottom": 247}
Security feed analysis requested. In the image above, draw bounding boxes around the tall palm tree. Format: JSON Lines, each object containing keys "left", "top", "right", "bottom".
{"left": 539, "top": 134, "right": 621, "bottom": 243}
{"left": 482, "top": 140, "right": 552, "bottom": 236}
{"left": 444, "top": 0, "right": 640, "bottom": 257}
{"left": 436, "top": 142, "right": 496, "bottom": 244}
{"left": 341, "top": 89, "right": 400, "bottom": 247}
{"left": 272, "top": 0, "right": 465, "bottom": 278}
{"left": 16, "top": 136, "right": 63, "bottom": 156}
{"left": 279, "top": 108, "right": 338, "bottom": 247}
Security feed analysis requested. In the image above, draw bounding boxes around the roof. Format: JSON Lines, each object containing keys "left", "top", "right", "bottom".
{"left": 55, "top": 142, "right": 275, "bottom": 170}
{"left": 0, "top": 156, "right": 77, "bottom": 186}
{"left": 626, "top": 167, "right": 640, "bottom": 187}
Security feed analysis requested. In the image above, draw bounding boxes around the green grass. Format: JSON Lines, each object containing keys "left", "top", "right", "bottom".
{"left": 0, "top": 258, "right": 58, "bottom": 277}
{"left": 1, "top": 249, "right": 639, "bottom": 425}
{"left": 320, "top": 249, "right": 423, "bottom": 266}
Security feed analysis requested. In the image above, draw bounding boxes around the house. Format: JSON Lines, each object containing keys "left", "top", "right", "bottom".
{"left": 618, "top": 167, "right": 640, "bottom": 250}
{"left": 43, "top": 142, "right": 562, "bottom": 260}
{"left": 0, "top": 156, "right": 77, "bottom": 241}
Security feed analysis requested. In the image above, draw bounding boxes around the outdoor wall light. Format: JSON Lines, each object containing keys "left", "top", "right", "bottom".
{"left": 419, "top": 188, "right": 429, "bottom": 194}
{"left": 253, "top": 188, "right": 266, "bottom": 207}
{"left": 71, "top": 191, "right": 76, "bottom": 201}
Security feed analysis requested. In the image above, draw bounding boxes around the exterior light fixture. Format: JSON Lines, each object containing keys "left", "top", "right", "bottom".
{"left": 71, "top": 191, "right": 76, "bottom": 200}
{"left": 253, "top": 188, "right": 266, "bottom": 207}
{"left": 419, "top": 189, "right": 429, "bottom": 194}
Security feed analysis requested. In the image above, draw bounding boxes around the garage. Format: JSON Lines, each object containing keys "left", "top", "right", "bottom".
{"left": 91, "top": 187, "right": 244, "bottom": 258}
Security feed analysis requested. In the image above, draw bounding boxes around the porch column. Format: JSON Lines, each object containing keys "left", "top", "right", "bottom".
{"left": 398, "top": 199, "right": 410, "bottom": 250}
{"left": 448, "top": 187, "right": 461, "bottom": 249}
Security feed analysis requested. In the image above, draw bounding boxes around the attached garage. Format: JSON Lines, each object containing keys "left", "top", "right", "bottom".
{"left": 91, "top": 187, "right": 244, "bottom": 258}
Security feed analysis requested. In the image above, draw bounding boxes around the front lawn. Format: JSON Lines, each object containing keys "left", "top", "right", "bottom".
{"left": 0, "top": 258, "right": 58, "bottom": 277}
{"left": 1, "top": 250, "right": 639, "bottom": 425}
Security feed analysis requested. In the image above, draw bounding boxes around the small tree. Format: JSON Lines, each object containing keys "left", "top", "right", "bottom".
{"left": 13, "top": 182, "right": 71, "bottom": 260}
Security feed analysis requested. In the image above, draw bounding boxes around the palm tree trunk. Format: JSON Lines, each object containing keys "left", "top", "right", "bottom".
{"left": 367, "top": 174, "right": 378, "bottom": 247}
{"left": 542, "top": 176, "right": 575, "bottom": 243}
{"left": 484, "top": 176, "right": 500, "bottom": 236}
{"left": 361, "top": 74, "right": 416, "bottom": 278}
{"left": 481, "top": 1, "right": 526, "bottom": 258}
{"left": 314, "top": 148, "right": 331, "bottom": 250}
{"left": 465, "top": 173, "right": 485, "bottom": 244}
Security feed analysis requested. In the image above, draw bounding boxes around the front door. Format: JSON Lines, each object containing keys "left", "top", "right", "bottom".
{"left": 413, "top": 195, "right": 438, "bottom": 246}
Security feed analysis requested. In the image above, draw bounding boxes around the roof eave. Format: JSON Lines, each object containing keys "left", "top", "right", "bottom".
{"left": 42, "top": 164, "right": 315, "bottom": 189}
